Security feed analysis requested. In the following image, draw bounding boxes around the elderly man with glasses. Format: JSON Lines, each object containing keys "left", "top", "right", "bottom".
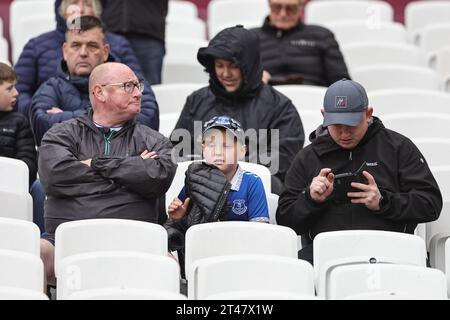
{"left": 29, "top": 15, "right": 159, "bottom": 147}
{"left": 38, "top": 61, "right": 176, "bottom": 289}
{"left": 252, "top": 0, "right": 350, "bottom": 87}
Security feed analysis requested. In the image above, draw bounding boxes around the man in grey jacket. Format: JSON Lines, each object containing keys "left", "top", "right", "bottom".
{"left": 38, "top": 62, "right": 176, "bottom": 287}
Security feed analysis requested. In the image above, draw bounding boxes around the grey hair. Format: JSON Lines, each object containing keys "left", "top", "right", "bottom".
{"left": 59, "top": 0, "right": 102, "bottom": 18}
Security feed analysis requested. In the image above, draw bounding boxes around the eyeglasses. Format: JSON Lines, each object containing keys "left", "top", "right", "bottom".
{"left": 270, "top": 3, "right": 300, "bottom": 16}
{"left": 101, "top": 80, "right": 144, "bottom": 93}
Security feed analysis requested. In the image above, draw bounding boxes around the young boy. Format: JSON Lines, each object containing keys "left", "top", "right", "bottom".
{"left": 168, "top": 116, "right": 269, "bottom": 223}
{"left": 0, "top": 62, "right": 37, "bottom": 187}
{"left": 0, "top": 62, "right": 43, "bottom": 232}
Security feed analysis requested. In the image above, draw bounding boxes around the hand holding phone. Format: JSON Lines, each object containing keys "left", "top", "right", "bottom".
{"left": 333, "top": 162, "right": 368, "bottom": 203}
{"left": 309, "top": 168, "right": 335, "bottom": 203}
{"left": 347, "top": 169, "right": 383, "bottom": 211}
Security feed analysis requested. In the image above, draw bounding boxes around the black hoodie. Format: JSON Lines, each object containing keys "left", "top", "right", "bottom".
{"left": 173, "top": 26, "right": 304, "bottom": 183}
{"left": 277, "top": 117, "right": 442, "bottom": 263}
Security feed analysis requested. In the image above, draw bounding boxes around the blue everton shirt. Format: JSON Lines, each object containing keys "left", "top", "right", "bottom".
{"left": 178, "top": 166, "right": 269, "bottom": 222}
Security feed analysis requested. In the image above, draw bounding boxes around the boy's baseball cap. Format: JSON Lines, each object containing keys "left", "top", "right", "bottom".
{"left": 323, "top": 79, "right": 369, "bottom": 127}
{"left": 203, "top": 116, "right": 245, "bottom": 145}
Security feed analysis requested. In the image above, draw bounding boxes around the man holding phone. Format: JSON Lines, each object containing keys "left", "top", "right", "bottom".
{"left": 277, "top": 79, "right": 442, "bottom": 264}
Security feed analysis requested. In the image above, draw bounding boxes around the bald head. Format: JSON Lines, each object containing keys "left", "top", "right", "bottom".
{"left": 89, "top": 62, "right": 142, "bottom": 127}
{"left": 89, "top": 62, "right": 134, "bottom": 104}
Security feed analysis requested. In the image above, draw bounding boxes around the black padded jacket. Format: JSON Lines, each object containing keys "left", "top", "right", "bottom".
{"left": 252, "top": 17, "right": 350, "bottom": 87}
{"left": 164, "top": 162, "right": 231, "bottom": 251}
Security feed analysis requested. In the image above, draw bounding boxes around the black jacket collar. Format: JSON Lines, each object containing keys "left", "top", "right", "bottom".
{"left": 78, "top": 109, "right": 136, "bottom": 136}
{"left": 311, "top": 117, "right": 385, "bottom": 157}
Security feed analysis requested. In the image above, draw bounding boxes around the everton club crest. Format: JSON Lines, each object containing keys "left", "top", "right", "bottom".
{"left": 232, "top": 199, "right": 247, "bottom": 215}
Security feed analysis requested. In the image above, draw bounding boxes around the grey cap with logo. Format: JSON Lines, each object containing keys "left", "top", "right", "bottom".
{"left": 322, "top": 78, "right": 369, "bottom": 127}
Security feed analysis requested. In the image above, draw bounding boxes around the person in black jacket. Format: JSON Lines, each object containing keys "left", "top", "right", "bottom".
{"left": 252, "top": 0, "right": 350, "bottom": 86}
{"left": 172, "top": 26, "right": 304, "bottom": 192}
{"left": 39, "top": 62, "right": 176, "bottom": 287}
{"left": 277, "top": 79, "right": 442, "bottom": 264}
{"left": 102, "top": 0, "right": 168, "bottom": 84}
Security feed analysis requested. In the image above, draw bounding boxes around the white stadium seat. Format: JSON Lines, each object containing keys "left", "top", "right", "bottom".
{"left": 207, "top": 0, "right": 268, "bottom": 39}
{"left": 168, "top": 0, "right": 198, "bottom": 22}
{"left": 0, "top": 250, "right": 44, "bottom": 293}
{"left": 352, "top": 65, "right": 440, "bottom": 91}
{"left": 193, "top": 254, "right": 314, "bottom": 300}
{"left": 166, "top": 18, "right": 206, "bottom": 40}
{"left": 185, "top": 221, "right": 298, "bottom": 298}
{"left": 0, "top": 218, "right": 40, "bottom": 255}
{"left": 165, "top": 38, "right": 208, "bottom": 62}
{"left": 326, "top": 20, "right": 407, "bottom": 45}
{"left": 162, "top": 57, "right": 209, "bottom": 84}
{"left": 0, "top": 157, "right": 33, "bottom": 221}
{"left": 57, "top": 252, "right": 180, "bottom": 300}
{"left": 152, "top": 83, "right": 203, "bottom": 114}
{"left": 10, "top": 1, "right": 54, "bottom": 63}
{"left": 305, "top": 0, "right": 393, "bottom": 26}
{"left": 342, "top": 42, "right": 425, "bottom": 73}
{"left": 369, "top": 89, "right": 450, "bottom": 118}
{"left": 326, "top": 263, "right": 447, "bottom": 300}
{"left": 274, "top": 85, "right": 326, "bottom": 112}
{"left": 68, "top": 288, "right": 187, "bottom": 300}
{"left": 54, "top": 219, "right": 168, "bottom": 276}
{"left": 382, "top": 113, "right": 450, "bottom": 140}
{"left": 0, "top": 287, "right": 48, "bottom": 300}
{"left": 313, "top": 230, "right": 427, "bottom": 295}
{"left": 405, "top": 0, "right": 450, "bottom": 43}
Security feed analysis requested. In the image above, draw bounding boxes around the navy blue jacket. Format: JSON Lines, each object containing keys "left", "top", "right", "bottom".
{"left": 30, "top": 58, "right": 159, "bottom": 145}
{"left": 15, "top": 0, "right": 143, "bottom": 116}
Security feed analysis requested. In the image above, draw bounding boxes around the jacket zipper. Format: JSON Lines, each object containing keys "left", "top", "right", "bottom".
{"left": 103, "top": 131, "right": 114, "bottom": 155}
{"left": 307, "top": 151, "right": 355, "bottom": 241}
{"left": 349, "top": 150, "right": 355, "bottom": 228}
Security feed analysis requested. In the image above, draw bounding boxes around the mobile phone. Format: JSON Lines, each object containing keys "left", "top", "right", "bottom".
{"left": 333, "top": 162, "right": 368, "bottom": 203}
